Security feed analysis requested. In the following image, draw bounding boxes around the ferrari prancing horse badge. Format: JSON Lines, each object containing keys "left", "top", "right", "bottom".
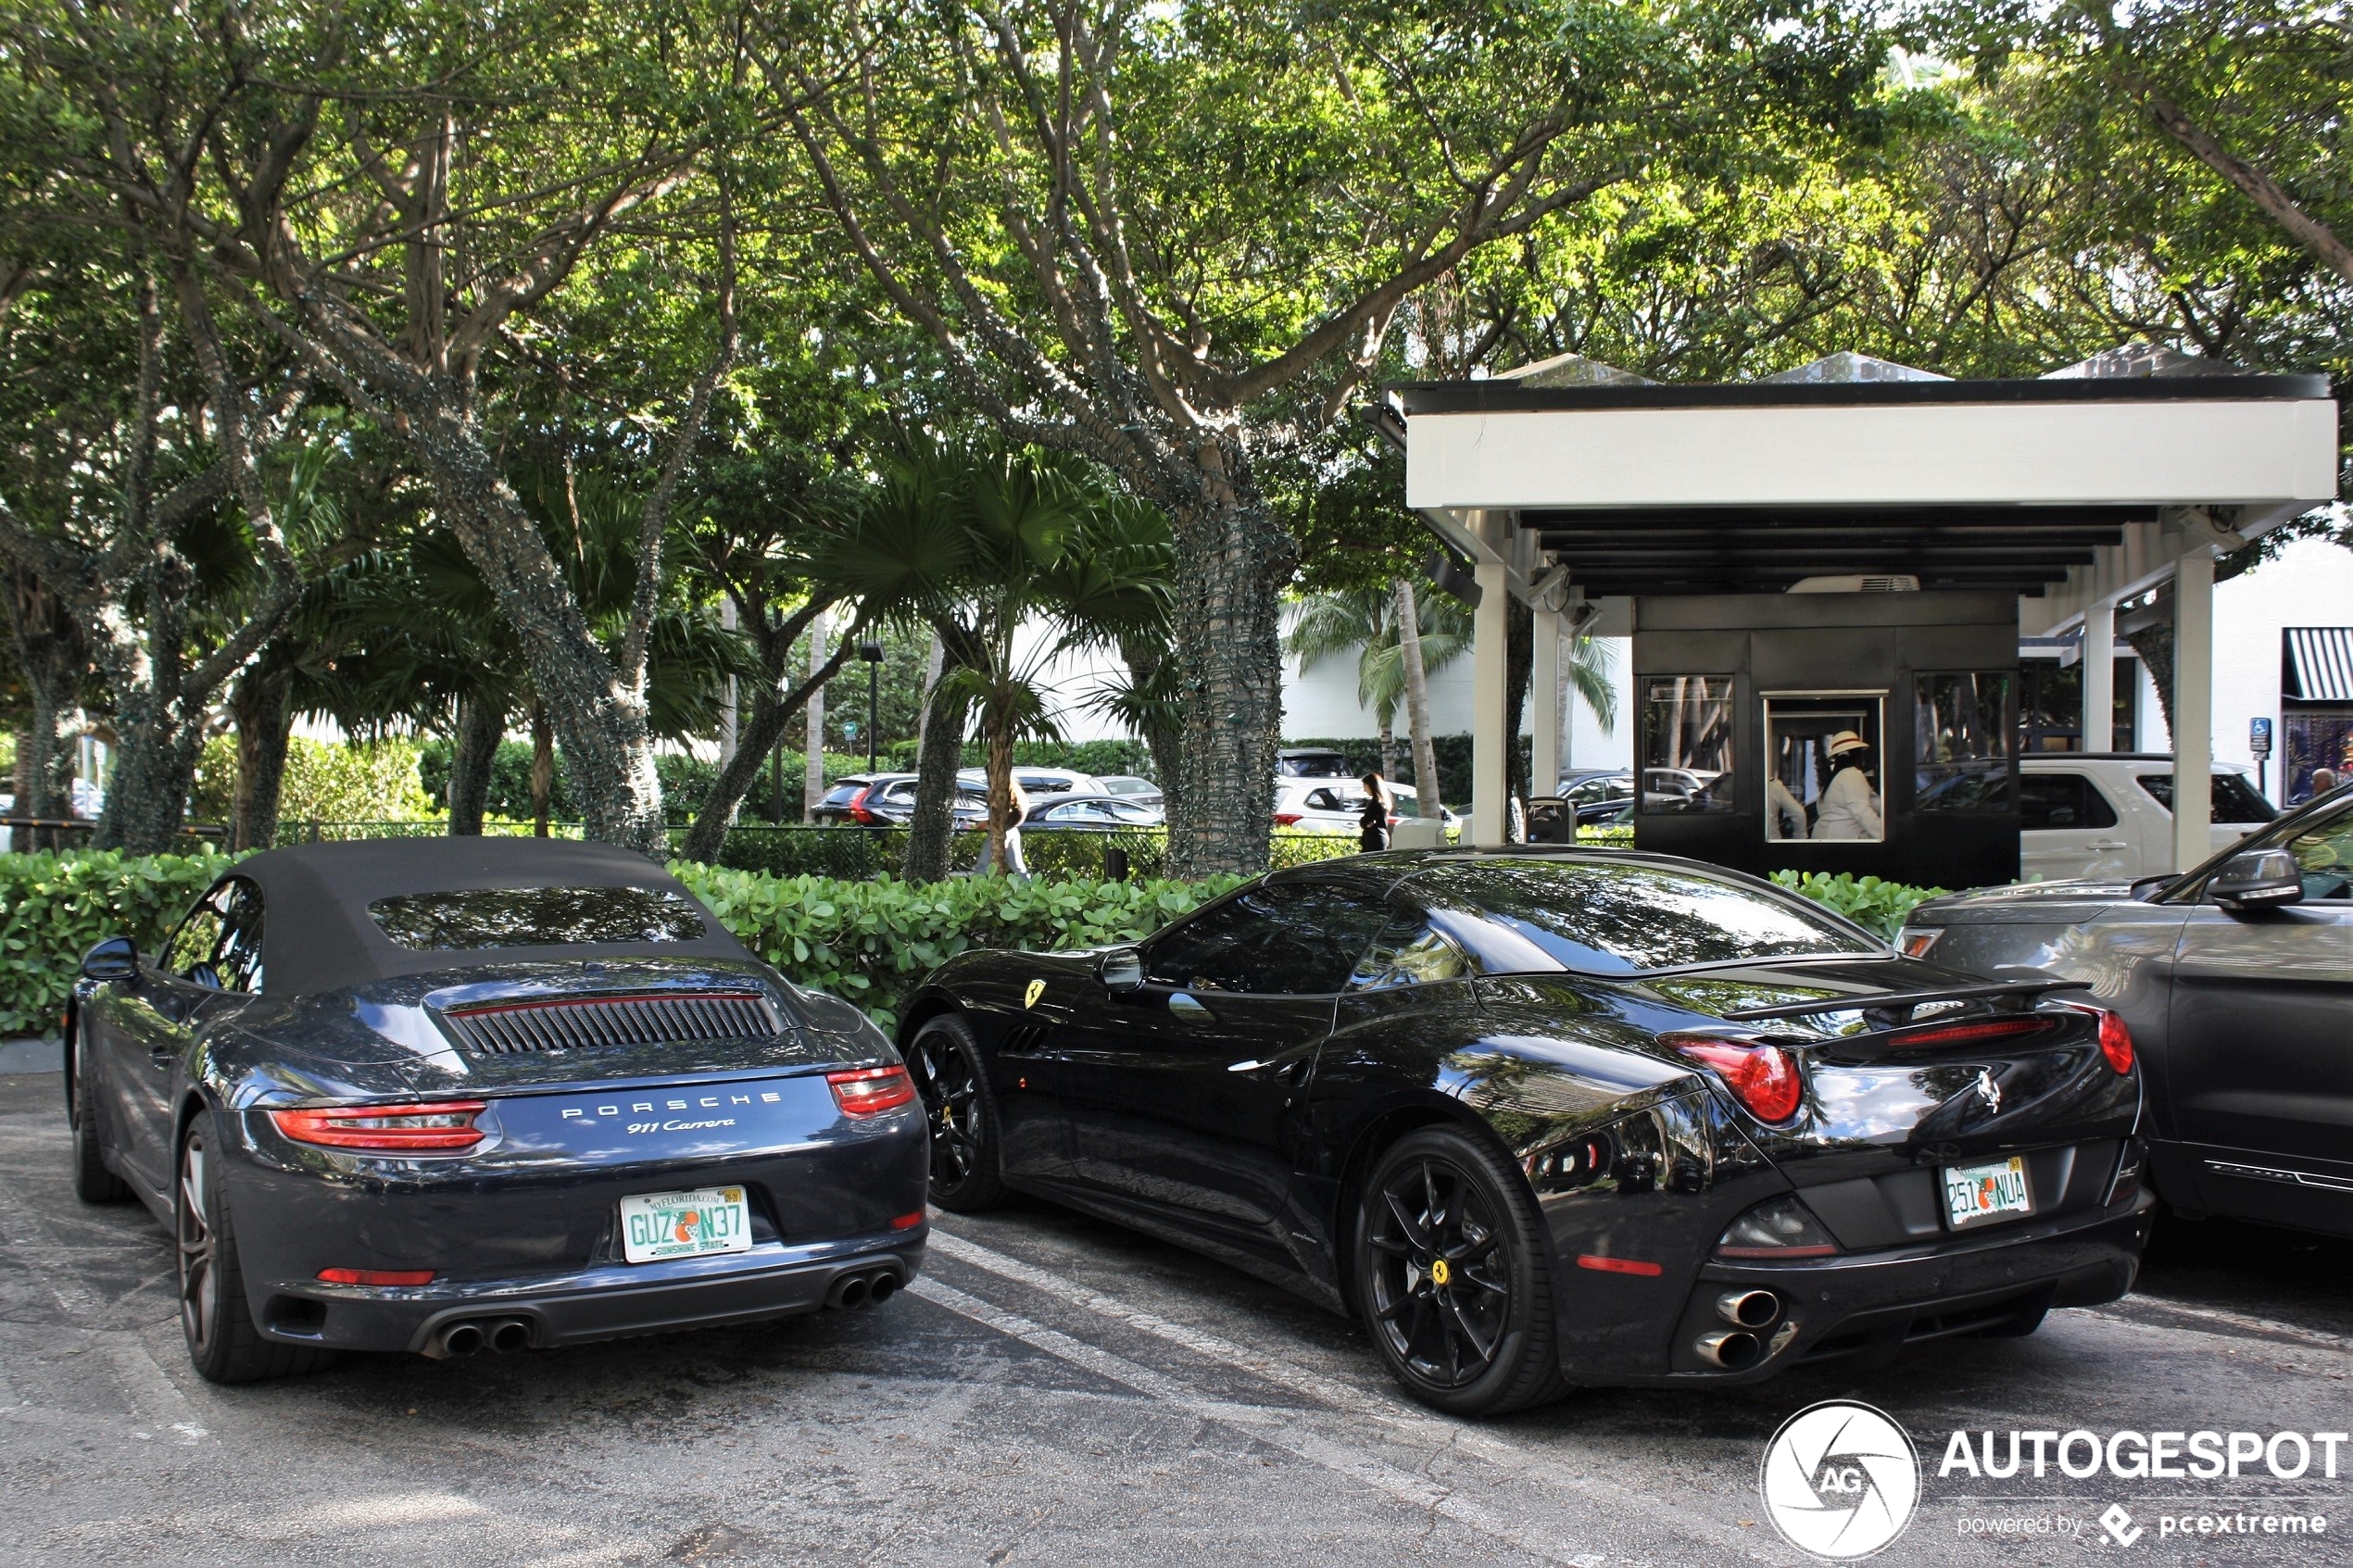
{"left": 1023, "top": 979, "right": 1046, "bottom": 1009}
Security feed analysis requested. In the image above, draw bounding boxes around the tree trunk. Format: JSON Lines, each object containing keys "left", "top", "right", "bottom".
{"left": 902, "top": 671, "right": 968, "bottom": 884}
{"left": 404, "top": 419, "right": 668, "bottom": 854}
{"left": 5, "top": 570, "right": 85, "bottom": 848}
{"left": 679, "top": 631, "right": 857, "bottom": 864}
{"left": 803, "top": 608, "right": 828, "bottom": 821}
{"left": 1163, "top": 488, "right": 1293, "bottom": 876}
{"left": 981, "top": 707, "right": 1015, "bottom": 876}
{"left": 913, "top": 629, "right": 945, "bottom": 754}
{"left": 530, "top": 698, "right": 554, "bottom": 837}
{"left": 447, "top": 692, "right": 505, "bottom": 836}
{"left": 1396, "top": 580, "right": 1441, "bottom": 812}
{"left": 1379, "top": 719, "right": 1398, "bottom": 784}
{"left": 2126, "top": 623, "right": 2175, "bottom": 744}
{"left": 1505, "top": 595, "right": 1533, "bottom": 841}
{"left": 95, "top": 699, "right": 206, "bottom": 855}
{"left": 229, "top": 661, "right": 294, "bottom": 851}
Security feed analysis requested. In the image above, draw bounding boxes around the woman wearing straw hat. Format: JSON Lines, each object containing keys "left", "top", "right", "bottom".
{"left": 1812, "top": 729, "right": 1882, "bottom": 840}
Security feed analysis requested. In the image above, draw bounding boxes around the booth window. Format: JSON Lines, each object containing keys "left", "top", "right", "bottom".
{"left": 1915, "top": 672, "right": 2015, "bottom": 812}
{"left": 1640, "top": 677, "right": 1734, "bottom": 813}
{"left": 1762, "top": 692, "right": 1884, "bottom": 843}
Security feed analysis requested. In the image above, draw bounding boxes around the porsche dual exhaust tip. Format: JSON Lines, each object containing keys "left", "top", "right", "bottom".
{"left": 1694, "top": 1330, "right": 1764, "bottom": 1370}
{"left": 1716, "top": 1289, "right": 1780, "bottom": 1329}
{"left": 426, "top": 1315, "right": 535, "bottom": 1358}
{"left": 825, "top": 1267, "right": 904, "bottom": 1311}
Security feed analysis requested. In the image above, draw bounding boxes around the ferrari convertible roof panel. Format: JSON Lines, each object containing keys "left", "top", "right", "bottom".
{"left": 231, "top": 837, "right": 756, "bottom": 997}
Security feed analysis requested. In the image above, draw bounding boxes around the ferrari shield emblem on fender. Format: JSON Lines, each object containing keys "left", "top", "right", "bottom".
{"left": 1023, "top": 979, "right": 1046, "bottom": 1009}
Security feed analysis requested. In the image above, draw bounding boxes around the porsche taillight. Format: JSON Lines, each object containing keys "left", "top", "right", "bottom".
{"left": 270, "top": 1101, "right": 487, "bottom": 1150}
{"left": 1667, "top": 1035, "right": 1805, "bottom": 1124}
{"left": 827, "top": 1065, "right": 915, "bottom": 1117}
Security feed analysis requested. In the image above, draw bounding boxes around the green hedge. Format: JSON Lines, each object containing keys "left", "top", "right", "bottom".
{"left": 0, "top": 847, "right": 1940, "bottom": 1041}
{"left": 1768, "top": 871, "right": 1947, "bottom": 941}
{"left": 0, "top": 850, "right": 232, "bottom": 1035}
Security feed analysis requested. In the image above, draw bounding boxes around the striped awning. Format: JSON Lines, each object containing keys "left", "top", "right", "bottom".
{"left": 2284, "top": 626, "right": 2353, "bottom": 702}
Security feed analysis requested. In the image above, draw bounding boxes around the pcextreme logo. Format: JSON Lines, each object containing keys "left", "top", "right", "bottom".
{"left": 1759, "top": 1400, "right": 1923, "bottom": 1561}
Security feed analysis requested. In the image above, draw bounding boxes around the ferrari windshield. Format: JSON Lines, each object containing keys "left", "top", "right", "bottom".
{"left": 369, "top": 885, "right": 709, "bottom": 951}
{"left": 1414, "top": 859, "right": 1878, "bottom": 976}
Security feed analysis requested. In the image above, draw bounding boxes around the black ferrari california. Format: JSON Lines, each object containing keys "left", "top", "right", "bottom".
{"left": 898, "top": 848, "right": 2153, "bottom": 1415}
{"left": 66, "top": 838, "right": 927, "bottom": 1383}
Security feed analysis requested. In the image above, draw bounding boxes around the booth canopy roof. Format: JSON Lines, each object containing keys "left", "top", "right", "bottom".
{"left": 1390, "top": 346, "right": 2336, "bottom": 599}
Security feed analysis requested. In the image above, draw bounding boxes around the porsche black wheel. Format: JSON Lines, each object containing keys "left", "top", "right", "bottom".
{"left": 69, "top": 1033, "right": 130, "bottom": 1203}
{"left": 177, "top": 1121, "right": 335, "bottom": 1385}
{"left": 1355, "top": 1126, "right": 1566, "bottom": 1417}
{"left": 905, "top": 1014, "right": 1007, "bottom": 1212}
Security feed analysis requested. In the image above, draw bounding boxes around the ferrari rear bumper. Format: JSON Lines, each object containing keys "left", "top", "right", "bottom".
{"left": 256, "top": 1230, "right": 926, "bottom": 1353}
{"left": 1569, "top": 1191, "right": 2155, "bottom": 1386}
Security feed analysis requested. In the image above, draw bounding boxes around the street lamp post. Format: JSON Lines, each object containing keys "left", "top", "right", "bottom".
{"left": 859, "top": 639, "right": 885, "bottom": 772}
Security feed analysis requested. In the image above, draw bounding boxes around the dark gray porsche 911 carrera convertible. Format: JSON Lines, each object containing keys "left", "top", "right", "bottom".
{"left": 897, "top": 848, "right": 2154, "bottom": 1416}
{"left": 66, "top": 838, "right": 927, "bottom": 1383}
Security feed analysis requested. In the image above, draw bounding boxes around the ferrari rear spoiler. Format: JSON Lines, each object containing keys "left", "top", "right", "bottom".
{"left": 1720, "top": 975, "right": 2089, "bottom": 1022}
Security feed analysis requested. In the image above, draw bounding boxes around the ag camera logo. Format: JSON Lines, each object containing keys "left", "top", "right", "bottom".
{"left": 1760, "top": 1400, "right": 1922, "bottom": 1559}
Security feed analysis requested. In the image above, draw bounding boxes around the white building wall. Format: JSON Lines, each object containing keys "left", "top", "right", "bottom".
{"left": 2137, "top": 535, "right": 2353, "bottom": 798}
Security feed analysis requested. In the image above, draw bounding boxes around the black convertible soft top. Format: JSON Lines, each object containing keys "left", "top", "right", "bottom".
{"left": 228, "top": 838, "right": 756, "bottom": 997}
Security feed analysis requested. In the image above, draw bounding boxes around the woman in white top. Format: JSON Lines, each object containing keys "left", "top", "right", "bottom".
{"left": 1811, "top": 730, "right": 1882, "bottom": 840}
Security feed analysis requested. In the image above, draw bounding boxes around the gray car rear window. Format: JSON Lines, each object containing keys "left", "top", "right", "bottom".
{"left": 369, "top": 886, "right": 709, "bottom": 951}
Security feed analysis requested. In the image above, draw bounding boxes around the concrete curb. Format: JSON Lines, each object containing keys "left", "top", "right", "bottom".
{"left": 0, "top": 1037, "right": 61, "bottom": 1074}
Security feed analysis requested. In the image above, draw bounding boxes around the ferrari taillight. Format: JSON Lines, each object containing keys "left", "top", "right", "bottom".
{"left": 1667, "top": 1036, "right": 1805, "bottom": 1124}
{"left": 827, "top": 1065, "right": 915, "bottom": 1117}
{"left": 270, "top": 1101, "right": 487, "bottom": 1150}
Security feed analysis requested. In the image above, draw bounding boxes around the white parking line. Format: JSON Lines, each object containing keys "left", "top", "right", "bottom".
{"left": 909, "top": 1272, "right": 1610, "bottom": 1566}
{"left": 925, "top": 1229, "right": 1786, "bottom": 1565}
{"left": 2082, "top": 1298, "right": 2353, "bottom": 1356}
{"left": 0, "top": 1197, "right": 205, "bottom": 1433}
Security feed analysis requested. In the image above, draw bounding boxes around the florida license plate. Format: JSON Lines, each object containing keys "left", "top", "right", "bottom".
{"left": 619, "top": 1186, "right": 753, "bottom": 1263}
{"left": 1943, "top": 1157, "right": 2032, "bottom": 1229}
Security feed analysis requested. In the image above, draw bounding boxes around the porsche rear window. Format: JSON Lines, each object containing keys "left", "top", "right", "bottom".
{"left": 369, "top": 886, "right": 709, "bottom": 951}
{"left": 1416, "top": 859, "right": 1874, "bottom": 976}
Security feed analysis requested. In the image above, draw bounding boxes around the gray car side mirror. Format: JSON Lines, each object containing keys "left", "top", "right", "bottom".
{"left": 2209, "top": 848, "right": 2304, "bottom": 910}
{"left": 1099, "top": 947, "right": 1144, "bottom": 993}
{"left": 81, "top": 935, "right": 138, "bottom": 982}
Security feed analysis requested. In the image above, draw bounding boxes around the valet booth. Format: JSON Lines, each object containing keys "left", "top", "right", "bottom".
{"left": 1383, "top": 348, "right": 2340, "bottom": 883}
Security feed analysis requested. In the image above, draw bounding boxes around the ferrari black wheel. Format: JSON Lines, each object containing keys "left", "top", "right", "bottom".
{"left": 176, "top": 1120, "right": 334, "bottom": 1384}
{"left": 905, "top": 1014, "right": 1007, "bottom": 1212}
{"left": 69, "top": 1032, "right": 130, "bottom": 1203}
{"left": 1355, "top": 1126, "right": 1566, "bottom": 1417}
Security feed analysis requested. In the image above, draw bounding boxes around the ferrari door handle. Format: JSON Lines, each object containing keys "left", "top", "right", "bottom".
{"left": 2087, "top": 839, "right": 2129, "bottom": 849}
{"left": 1227, "top": 1059, "right": 1267, "bottom": 1073}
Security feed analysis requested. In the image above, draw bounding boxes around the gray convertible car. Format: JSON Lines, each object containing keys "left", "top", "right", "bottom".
{"left": 1897, "top": 784, "right": 2353, "bottom": 1239}
{"left": 67, "top": 838, "right": 928, "bottom": 1383}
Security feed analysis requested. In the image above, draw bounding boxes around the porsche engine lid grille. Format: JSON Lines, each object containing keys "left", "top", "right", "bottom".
{"left": 441, "top": 992, "right": 784, "bottom": 1054}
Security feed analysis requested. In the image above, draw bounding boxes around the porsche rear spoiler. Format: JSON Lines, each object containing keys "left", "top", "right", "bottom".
{"left": 1719, "top": 975, "right": 2089, "bottom": 1022}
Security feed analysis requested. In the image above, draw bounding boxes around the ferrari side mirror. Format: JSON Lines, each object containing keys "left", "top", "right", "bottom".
{"left": 1099, "top": 947, "right": 1144, "bottom": 993}
{"left": 81, "top": 935, "right": 139, "bottom": 983}
{"left": 2209, "top": 848, "right": 2304, "bottom": 910}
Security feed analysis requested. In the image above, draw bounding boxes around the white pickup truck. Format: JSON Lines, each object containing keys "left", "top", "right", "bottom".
{"left": 2018, "top": 753, "right": 2275, "bottom": 881}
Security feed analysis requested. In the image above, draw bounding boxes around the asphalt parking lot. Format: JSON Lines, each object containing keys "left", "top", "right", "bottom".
{"left": 2, "top": 1070, "right": 2346, "bottom": 1568}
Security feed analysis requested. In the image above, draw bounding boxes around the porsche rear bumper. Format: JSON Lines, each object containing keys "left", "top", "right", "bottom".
{"left": 258, "top": 1230, "right": 926, "bottom": 1352}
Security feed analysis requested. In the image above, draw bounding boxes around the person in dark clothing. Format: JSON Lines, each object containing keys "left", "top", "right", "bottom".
{"left": 1357, "top": 771, "right": 1391, "bottom": 852}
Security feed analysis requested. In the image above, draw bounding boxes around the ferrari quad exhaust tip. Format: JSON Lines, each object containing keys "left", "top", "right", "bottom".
{"left": 825, "top": 1266, "right": 905, "bottom": 1311}
{"left": 1716, "top": 1289, "right": 1780, "bottom": 1329}
{"left": 1695, "top": 1330, "right": 1763, "bottom": 1370}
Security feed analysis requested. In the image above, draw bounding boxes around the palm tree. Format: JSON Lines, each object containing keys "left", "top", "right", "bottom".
{"left": 827, "top": 442, "right": 1173, "bottom": 875}
{"left": 1287, "top": 579, "right": 1472, "bottom": 799}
